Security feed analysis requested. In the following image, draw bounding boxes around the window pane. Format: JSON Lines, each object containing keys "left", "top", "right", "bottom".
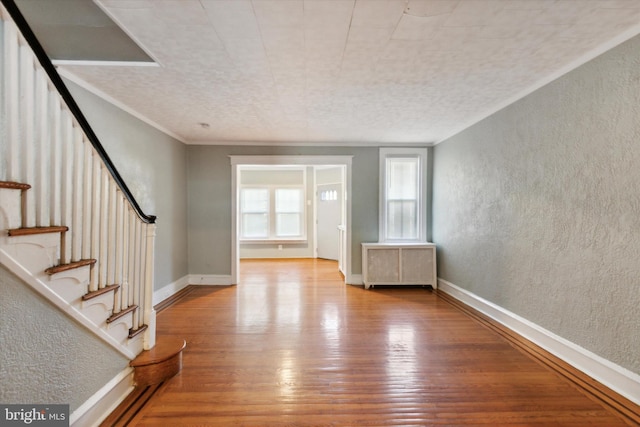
{"left": 276, "top": 213, "right": 301, "bottom": 236}
{"left": 387, "top": 200, "right": 417, "bottom": 239}
{"left": 385, "top": 157, "right": 419, "bottom": 240}
{"left": 241, "top": 188, "right": 269, "bottom": 238}
{"left": 387, "top": 158, "right": 418, "bottom": 199}
{"left": 242, "top": 213, "right": 268, "bottom": 238}
{"left": 275, "top": 189, "right": 302, "bottom": 213}
{"left": 241, "top": 189, "right": 269, "bottom": 213}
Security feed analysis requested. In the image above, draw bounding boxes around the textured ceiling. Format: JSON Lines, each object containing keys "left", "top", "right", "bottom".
{"left": 51, "top": 0, "right": 640, "bottom": 145}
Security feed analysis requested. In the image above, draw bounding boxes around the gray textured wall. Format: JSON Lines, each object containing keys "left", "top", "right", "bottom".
{"left": 0, "top": 265, "right": 129, "bottom": 411}
{"left": 433, "top": 35, "right": 640, "bottom": 374}
{"left": 187, "top": 145, "right": 381, "bottom": 276}
{"left": 65, "top": 79, "right": 189, "bottom": 291}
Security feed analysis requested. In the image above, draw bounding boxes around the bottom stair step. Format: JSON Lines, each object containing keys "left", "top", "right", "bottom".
{"left": 130, "top": 337, "right": 186, "bottom": 386}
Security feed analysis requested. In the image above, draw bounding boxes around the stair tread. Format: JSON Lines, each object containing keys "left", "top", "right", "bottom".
{"left": 129, "top": 324, "right": 148, "bottom": 339}
{"left": 45, "top": 259, "right": 96, "bottom": 275}
{"left": 82, "top": 284, "right": 119, "bottom": 301}
{"left": 8, "top": 226, "right": 68, "bottom": 236}
{"left": 107, "top": 305, "right": 138, "bottom": 323}
{"left": 131, "top": 338, "right": 186, "bottom": 368}
{"left": 0, "top": 181, "right": 31, "bottom": 190}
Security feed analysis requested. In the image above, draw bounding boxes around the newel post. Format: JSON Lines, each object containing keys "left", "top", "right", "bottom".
{"left": 143, "top": 222, "right": 157, "bottom": 350}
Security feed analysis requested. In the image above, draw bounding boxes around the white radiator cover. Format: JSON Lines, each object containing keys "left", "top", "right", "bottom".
{"left": 361, "top": 243, "right": 436, "bottom": 289}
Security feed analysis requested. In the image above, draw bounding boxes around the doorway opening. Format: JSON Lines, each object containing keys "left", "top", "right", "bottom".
{"left": 230, "top": 156, "right": 353, "bottom": 285}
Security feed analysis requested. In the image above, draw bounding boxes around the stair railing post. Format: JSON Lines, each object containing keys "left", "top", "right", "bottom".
{"left": 3, "top": 19, "right": 21, "bottom": 182}
{"left": 143, "top": 222, "right": 156, "bottom": 350}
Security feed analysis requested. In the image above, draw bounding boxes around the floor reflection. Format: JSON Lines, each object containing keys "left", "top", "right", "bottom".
{"left": 386, "top": 324, "right": 418, "bottom": 383}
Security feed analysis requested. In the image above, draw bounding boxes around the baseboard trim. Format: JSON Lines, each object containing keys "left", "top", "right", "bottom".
{"left": 154, "top": 275, "right": 232, "bottom": 311}
{"left": 70, "top": 368, "right": 134, "bottom": 427}
{"left": 154, "top": 285, "right": 196, "bottom": 314}
{"left": 437, "top": 278, "right": 640, "bottom": 423}
{"left": 153, "top": 275, "right": 189, "bottom": 306}
{"left": 188, "top": 274, "right": 233, "bottom": 285}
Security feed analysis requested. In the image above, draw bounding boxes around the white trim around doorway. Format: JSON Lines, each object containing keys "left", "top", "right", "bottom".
{"left": 229, "top": 155, "right": 353, "bottom": 285}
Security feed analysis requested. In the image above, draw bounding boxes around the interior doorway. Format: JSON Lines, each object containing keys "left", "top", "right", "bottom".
{"left": 230, "top": 155, "right": 353, "bottom": 285}
{"left": 314, "top": 164, "right": 347, "bottom": 277}
{"left": 316, "top": 182, "right": 342, "bottom": 261}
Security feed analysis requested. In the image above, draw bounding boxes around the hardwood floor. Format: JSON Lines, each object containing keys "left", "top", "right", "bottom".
{"left": 128, "top": 259, "right": 633, "bottom": 426}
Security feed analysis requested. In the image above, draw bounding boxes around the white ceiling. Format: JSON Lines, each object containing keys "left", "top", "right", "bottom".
{"left": 54, "top": 0, "right": 640, "bottom": 145}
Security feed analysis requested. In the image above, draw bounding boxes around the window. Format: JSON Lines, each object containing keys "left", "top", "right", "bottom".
{"left": 275, "top": 188, "right": 303, "bottom": 237}
{"left": 379, "top": 148, "right": 428, "bottom": 242}
{"left": 241, "top": 188, "right": 269, "bottom": 238}
{"left": 240, "top": 186, "right": 305, "bottom": 241}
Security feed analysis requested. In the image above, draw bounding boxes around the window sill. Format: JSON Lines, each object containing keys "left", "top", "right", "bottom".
{"left": 240, "top": 239, "right": 308, "bottom": 245}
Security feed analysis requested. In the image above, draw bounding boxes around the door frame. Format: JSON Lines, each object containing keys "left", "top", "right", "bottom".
{"left": 313, "top": 167, "right": 346, "bottom": 266}
{"left": 230, "top": 155, "right": 353, "bottom": 285}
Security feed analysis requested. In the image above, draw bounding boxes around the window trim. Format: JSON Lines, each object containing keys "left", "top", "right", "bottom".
{"left": 379, "top": 147, "right": 428, "bottom": 243}
{"left": 239, "top": 184, "right": 307, "bottom": 242}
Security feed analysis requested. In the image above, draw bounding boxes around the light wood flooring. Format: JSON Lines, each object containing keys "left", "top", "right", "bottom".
{"left": 125, "top": 258, "right": 635, "bottom": 426}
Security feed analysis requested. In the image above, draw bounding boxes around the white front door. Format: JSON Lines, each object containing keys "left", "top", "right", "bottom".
{"left": 316, "top": 183, "right": 342, "bottom": 261}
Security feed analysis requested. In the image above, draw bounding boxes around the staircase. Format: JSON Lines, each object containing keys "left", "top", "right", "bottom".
{"left": 0, "top": 1, "right": 189, "bottom": 423}
{"left": 0, "top": 0, "right": 158, "bottom": 361}
{"left": 0, "top": 181, "right": 148, "bottom": 358}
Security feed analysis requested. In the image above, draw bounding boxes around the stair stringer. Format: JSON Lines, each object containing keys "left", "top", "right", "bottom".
{"left": 0, "top": 249, "right": 141, "bottom": 360}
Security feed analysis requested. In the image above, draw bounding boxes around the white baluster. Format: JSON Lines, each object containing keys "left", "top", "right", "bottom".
{"left": 107, "top": 180, "right": 117, "bottom": 287}
{"left": 113, "top": 193, "right": 124, "bottom": 313}
{"left": 35, "top": 68, "right": 49, "bottom": 227}
{"left": 82, "top": 146, "right": 92, "bottom": 260}
{"left": 3, "top": 20, "right": 20, "bottom": 181}
{"left": 59, "top": 111, "right": 73, "bottom": 263}
{"left": 49, "top": 96, "right": 61, "bottom": 226}
{"left": 127, "top": 209, "right": 137, "bottom": 309}
{"left": 122, "top": 207, "right": 131, "bottom": 310}
{"left": 90, "top": 157, "right": 101, "bottom": 291}
{"left": 71, "top": 129, "right": 84, "bottom": 263}
{"left": 99, "top": 172, "right": 109, "bottom": 288}
{"left": 19, "top": 45, "right": 35, "bottom": 227}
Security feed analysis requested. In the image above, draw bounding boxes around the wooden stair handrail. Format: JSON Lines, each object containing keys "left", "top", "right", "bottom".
{"left": 0, "top": 0, "right": 156, "bottom": 224}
